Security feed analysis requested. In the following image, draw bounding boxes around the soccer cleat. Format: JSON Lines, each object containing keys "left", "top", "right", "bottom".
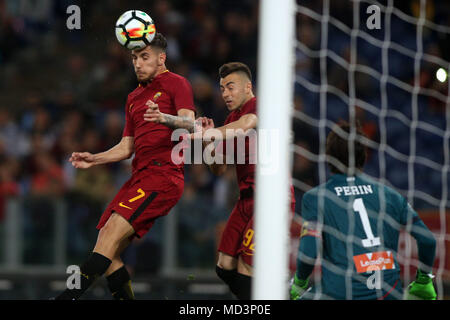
{"left": 406, "top": 270, "right": 437, "bottom": 300}
{"left": 290, "top": 274, "right": 309, "bottom": 300}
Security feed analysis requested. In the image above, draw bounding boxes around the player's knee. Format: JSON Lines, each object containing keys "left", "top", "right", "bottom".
{"left": 237, "top": 257, "right": 253, "bottom": 276}
{"left": 95, "top": 226, "right": 121, "bottom": 257}
{"left": 217, "top": 253, "right": 237, "bottom": 270}
{"left": 216, "top": 266, "right": 252, "bottom": 300}
{"left": 100, "top": 214, "right": 133, "bottom": 241}
{"left": 216, "top": 266, "right": 237, "bottom": 287}
{"left": 98, "top": 224, "right": 118, "bottom": 243}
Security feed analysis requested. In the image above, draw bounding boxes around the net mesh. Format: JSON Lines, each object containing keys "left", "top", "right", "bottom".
{"left": 292, "top": 0, "right": 450, "bottom": 299}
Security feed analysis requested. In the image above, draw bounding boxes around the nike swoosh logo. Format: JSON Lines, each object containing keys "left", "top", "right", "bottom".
{"left": 119, "top": 202, "right": 132, "bottom": 210}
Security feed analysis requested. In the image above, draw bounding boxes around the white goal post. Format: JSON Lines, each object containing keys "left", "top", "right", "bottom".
{"left": 254, "top": 0, "right": 450, "bottom": 301}
{"left": 253, "top": 0, "right": 296, "bottom": 300}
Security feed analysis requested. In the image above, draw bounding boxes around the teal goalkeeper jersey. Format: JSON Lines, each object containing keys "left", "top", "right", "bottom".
{"left": 299, "top": 173, "right": 434, "bottom": 300}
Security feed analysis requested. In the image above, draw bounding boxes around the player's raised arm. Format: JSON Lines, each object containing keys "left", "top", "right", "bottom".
{"left": 202, "top": 113, "right": 257, "bottom": 141}
{"left": 194, "top": 117, "right": 228, "bottom": 176}
{"left": 143, "top": 100, "right": 197, "bottom": 132}
{"left": 69, "top": 136, "right": 134, "bottom": 169}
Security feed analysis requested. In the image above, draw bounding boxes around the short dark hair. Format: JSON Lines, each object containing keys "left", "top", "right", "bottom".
{"left": 219, "top": 62, "right": 252, "bottom": 81}
{"left": 149, "top": 32, "right": 167, "bottom": 52}
{"left": 326, "top": 121, "right": 367, "bottom": 174}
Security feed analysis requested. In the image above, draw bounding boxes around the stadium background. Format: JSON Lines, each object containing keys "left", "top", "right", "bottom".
{"left": 0, "top": 0, "right": 449, "bottom": 299}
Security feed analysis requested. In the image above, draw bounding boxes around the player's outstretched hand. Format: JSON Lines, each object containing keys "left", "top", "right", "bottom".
{"left": 190, "top": 117, "right": 215, "bottom": 140}
{"left": 69, "top": 152, "right": 95, "bottom": 169}
{"left": 406, "top": 270, "right": 437, "bottom": 300}
{"left": 290, "top": 274, "right": 309, "bottom": 300}
{"left": 197, "top": 117, "right": 215, "bottom": 131}
{"left": 204, "top": 117, "right": 215, "bottom": 131}
{"left": 144, "top": 100, "right": 164, "bottom": 123}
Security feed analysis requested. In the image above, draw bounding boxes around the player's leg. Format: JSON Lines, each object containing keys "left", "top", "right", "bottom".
{"left": 104, "top": 237, "right": 131, "bottom": 277}
{"left": 237, "top": 256, "right": 252, "bottom": 276}
{"left": 93, "top": 212, "right": 135, "bottom": 258}
{"left": 230, "top": 256, "right": 252, "bottom": 300}
{"left": 55, "top": 213, "right": 135, "bottom": 300}
{"left": 216, "top": 252, "right": 239, "bottom": 297}
{"left": 101, "top": 170, "right": 184, "bottom": 300}
{"left": 104, "top": 237, "right": 135, "bottom": 300}
{"left": 231, "top": 210, "right": 255, "bottom": 300}
{"left": 215, "top": 201, "right": 244, "bottom": 298}
{"left": 216, "top": 254, "right": 253, "bottom": 300}
{"left": 217, "top": 251, "right": 238, "bottom": 270}
{"left": 216, "top": 198, "right": 255, "bottom": 299}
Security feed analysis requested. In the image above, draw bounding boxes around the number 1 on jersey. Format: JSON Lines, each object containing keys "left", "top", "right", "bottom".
{"left": 353, "top": 198, "right": 381, "bottom": 248}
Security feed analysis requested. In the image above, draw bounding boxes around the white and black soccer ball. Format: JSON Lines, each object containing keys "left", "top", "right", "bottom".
{"left": 115, "top": 10, "right": 156, "bottom": 50}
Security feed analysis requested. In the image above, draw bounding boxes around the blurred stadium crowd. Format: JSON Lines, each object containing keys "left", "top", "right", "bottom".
{"left": 0, "top": 0, "right": 260, "bottom": 274}
{"left": 294, "top": 0, "right": 450, "bottom": 206}
{"left": 0, "top": 0, "right": 449, "bottom": 277}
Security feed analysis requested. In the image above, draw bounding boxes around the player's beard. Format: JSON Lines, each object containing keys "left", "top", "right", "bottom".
{"left": 227, "top": 97, "right": 245, "bottom": 111}
{"left": 136, "top": 70, "right": 157, "bottom": 84}
{"left": 136, "top": 73, "right": 150, "bottom": 84}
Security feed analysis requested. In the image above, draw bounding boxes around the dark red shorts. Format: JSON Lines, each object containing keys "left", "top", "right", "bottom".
{"left": 218, "top": 195, "right": 296, "bottom": 266}
{"left": 97, "top": 167, "right": 184, "bottom": 239}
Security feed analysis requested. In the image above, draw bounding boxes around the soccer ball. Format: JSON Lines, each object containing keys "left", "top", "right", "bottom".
{"left": 115, "top": 10, "right": 156, "bottom": 50}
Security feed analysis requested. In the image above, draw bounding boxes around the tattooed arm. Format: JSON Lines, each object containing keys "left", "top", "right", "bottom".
{"left": 143, "top": 99, "right": 196, "bottom": 132}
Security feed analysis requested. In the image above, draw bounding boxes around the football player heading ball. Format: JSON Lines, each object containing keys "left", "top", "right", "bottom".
{"left": 55, "top": 11, "right": 197, "bottom": 299}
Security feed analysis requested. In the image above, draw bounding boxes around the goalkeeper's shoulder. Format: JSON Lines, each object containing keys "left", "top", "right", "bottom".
{"left": 302, "top": 185, "right": 322, "bottom": 201}
{"left": 301, "top": 183, "right": 326, "bottom": 208}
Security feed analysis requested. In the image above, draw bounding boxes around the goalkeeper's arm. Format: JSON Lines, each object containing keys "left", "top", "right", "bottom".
{"left": 406, "top": 213, "right": 437, "bottom": 300}
{"left": 291, "top": 229, "right": 320, "bottom": 300}
{"left": 410, "top": 215, "right": 436, "bottom": 274}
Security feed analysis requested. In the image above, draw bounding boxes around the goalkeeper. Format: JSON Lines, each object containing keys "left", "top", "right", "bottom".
{"left": 290, "top": 122, "right": 437, "bottom": 300}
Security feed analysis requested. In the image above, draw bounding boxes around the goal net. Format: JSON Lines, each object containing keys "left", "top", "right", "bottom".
{"left": 281, "top": 0, "right": 449, "bottom": 299}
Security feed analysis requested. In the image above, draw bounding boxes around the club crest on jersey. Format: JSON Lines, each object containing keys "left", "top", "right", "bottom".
{"left": 153, "top": 92, "right": 162, "bottom": 101}
{"left": 129, "top": 103, "right": 134, "bottom": 112}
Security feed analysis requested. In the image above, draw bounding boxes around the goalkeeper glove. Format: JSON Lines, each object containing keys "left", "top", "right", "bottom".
{"left": 290, "top": 274, "right": 309, "bottom": 300}
{"left": 406, "top": 270, "right": 437, "bottom": 300}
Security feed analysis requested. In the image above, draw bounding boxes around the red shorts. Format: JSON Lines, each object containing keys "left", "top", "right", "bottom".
{"left": 97, "top": 167, "right": 184, "bottom": 238}
{"left": 218, "top": 194, "right": 296, "bottom": 267}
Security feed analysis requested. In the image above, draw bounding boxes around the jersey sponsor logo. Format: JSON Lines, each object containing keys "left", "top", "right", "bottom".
{"left": 353, "top": 250, "right": 395, "bottom": 273}
{"left": 335, "top": 184, "right": 373, "bottom": 196}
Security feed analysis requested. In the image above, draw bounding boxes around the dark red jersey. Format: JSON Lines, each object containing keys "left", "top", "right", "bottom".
{"left": 223, "top": 97, "right": 257, "bottom": 191}
{"left": 217, "top": 97, "right": 296, "bottom": 265}
{"left": 219, "top": 97, "right": 296, "bottom": 198}
{"left": 123, "top": 70, "right": 195, "bottom": 174}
